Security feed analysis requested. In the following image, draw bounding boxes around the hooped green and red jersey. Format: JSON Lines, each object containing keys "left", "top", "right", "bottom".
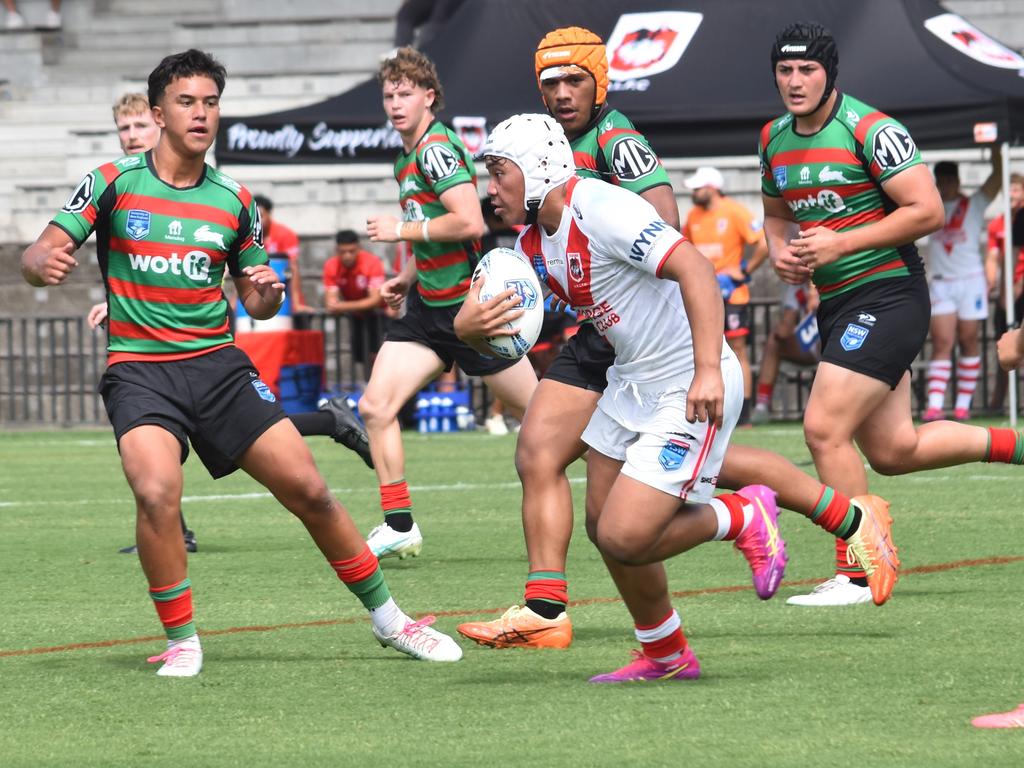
{"left": 51, "top": 151, "right": 267, "bottom": 364}
{"left": 759, "top": 92, "right": 924, "bottom": 300}
{"left": 394, "top": 120, "right": 480, "bottom": 307}
{"left": 571, "top": 106, "right": 671, "bottom": 195}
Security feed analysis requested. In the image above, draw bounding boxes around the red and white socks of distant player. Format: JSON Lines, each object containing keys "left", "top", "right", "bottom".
{"left": 927, "top": 357, "right": 981, "bottom": 413}
{"left": 756, "top": 382, "right": 774, "bottom": 410}
{"left": 955, "top": 357, "right": 981, "bottom": 413}
{"left": 709, "top": 493, "right": 754, "bottom": 541}
{"left": 635, "top": 609, "right": 688, "bottom": 663}
{"left": 926, "top": 359, "right": 952, "bottom": 412}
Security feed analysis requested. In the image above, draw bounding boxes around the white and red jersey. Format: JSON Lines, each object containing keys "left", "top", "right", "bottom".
{"left": 516, "top": 177, "right": 732, "bottom": 384}
{"left": 928, "top": 190, "right": 991, "bottom": 279}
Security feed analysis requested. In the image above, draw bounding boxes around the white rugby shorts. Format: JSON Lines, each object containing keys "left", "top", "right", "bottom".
{"left": 929, "top": 273, "right": 988, "bottom": 320}
{"left": 582, "top": 355, "right": 743, "bottom": 503}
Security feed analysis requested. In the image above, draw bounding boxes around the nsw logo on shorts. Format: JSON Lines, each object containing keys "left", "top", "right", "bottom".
{"left": 252, "top": 379, "right": 276, "bottom": 402}
{"left": 840, "top": 323, "right": 870, "bottom": 351}
{"left": 658, "top": 439, "right": 689, "bottom": 471}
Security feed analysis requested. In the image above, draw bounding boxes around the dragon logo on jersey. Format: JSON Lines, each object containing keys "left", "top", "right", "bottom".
{"left": 658, "top": 439, "right": 689, "bottom": 471}
{"left": 61, "top": 174, "right": 94, "bottom": 215}
{"left": 840, "top": 323, "right": 870, "bottom": 351}
{"left": 606, "top": 11, "right": 702, "bottom": 80}
{"left": 421, "top": 144, "right": 461, "bottom": 183}
{"left": 194, "top": 224, "right": 226, "bottom": 250}
{"left": 872, "top": 125, "right": 917, "bottom": 171}
{"left": 126, "top": 209, "right": 151, "bottom": 241}
{"left": 568, "top": 253, "right": 584, "bottom": 283}
{"left": 611, "top": 137, "right": 658, "bottom": 180}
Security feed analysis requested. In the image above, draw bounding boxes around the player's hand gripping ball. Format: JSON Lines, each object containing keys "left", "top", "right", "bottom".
{"left": 471, "top": 247, "right": 545, "bottom": 359}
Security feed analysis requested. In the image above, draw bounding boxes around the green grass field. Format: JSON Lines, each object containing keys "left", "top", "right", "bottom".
{"left": 1, "top": 425, "right": 1022, "bottom": 767}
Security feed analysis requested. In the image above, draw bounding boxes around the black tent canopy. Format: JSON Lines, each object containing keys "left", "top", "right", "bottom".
{"left": 216, "top": 0, "right": 1024, "bottom": 165}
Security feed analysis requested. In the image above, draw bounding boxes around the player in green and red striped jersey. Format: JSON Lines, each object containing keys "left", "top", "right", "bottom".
{"left": 361, "top": 47, "right": 537, "bottom": 559}
{"left": 761, "top": 22, "right": 1024, "bottom": 606}
{"left": 21, "top": 49, "right": 462, "bottom": 675}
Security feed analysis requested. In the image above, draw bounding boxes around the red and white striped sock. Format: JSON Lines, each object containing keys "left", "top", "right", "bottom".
{"left": 710, "top": 493, "right": 753, "bottom": 541}
{"left": 926, "top": 359, "right": 952, "bottom": 411}
{"left": 955, "top": 356, "right": 981, "bottom": 412}
{"left": 634, "top": 609, "right": 686, "bottom": 663}
{"left": 756, "top": 382, "right": 774, "bottom": 409}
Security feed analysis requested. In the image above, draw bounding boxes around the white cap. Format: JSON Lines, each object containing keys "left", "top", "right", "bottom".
{"left": 482, "top": 113, "right": 575, "bottom": 214}
{"left": 684, "top": 166, "right": 725, "bottom": 190}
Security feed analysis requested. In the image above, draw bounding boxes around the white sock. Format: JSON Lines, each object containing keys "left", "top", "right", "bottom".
{"left": 369, "top": 598, "right": 405, "bottom": 636}
{"left": 169, "top": 632, "right": 201, "bottom": 650}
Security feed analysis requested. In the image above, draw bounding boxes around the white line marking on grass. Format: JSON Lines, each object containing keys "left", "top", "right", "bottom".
{"left": 0, "top": 478, "right": 587, "bottom": 508}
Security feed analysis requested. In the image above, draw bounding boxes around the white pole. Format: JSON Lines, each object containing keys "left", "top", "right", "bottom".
{"left": 1000, "top": 141, "right": 1017, "bottom": 427}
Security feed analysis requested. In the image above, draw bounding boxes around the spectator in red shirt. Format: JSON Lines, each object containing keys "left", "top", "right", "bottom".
{"left": 323, "top": 230, "right": 387, "bottom": 369}
{"left": 984, "top": 172, "right": 1024, "bottom": 410}
{"left": 255, "top": 194, "right": 313, "bottom": 313}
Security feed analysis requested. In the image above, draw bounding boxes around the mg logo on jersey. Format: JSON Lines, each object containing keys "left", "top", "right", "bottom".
{"left": 421, "top": 144, "right": 460, "bottom": 182}
{"left": 873, "top": 125, "right": 917, "bottom": 171}
{"left": 128, "top": 250, "right": 212, "bottom": 282}
{"left": 194, "top": 224, "right": 226, "bottom": 250}
{"left": 606, "top": 11, "right": 702, "bottom": 80}
{"left": 62, "top": 174, "right": 94, "bottom": 214}
{"left": 611, "top": 137, "right": 658, "bottom": 181}
{"left": 126, "top": 209, "right": 151, "bottom": 241}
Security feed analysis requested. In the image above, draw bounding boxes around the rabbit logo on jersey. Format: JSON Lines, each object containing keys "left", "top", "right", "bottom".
{"left": 606, "top": 11, "right": 702, "bottom": 83}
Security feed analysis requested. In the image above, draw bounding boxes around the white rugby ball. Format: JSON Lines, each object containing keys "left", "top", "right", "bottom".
{"left": 471, "top": 247, "right": 545, "bottom": 360}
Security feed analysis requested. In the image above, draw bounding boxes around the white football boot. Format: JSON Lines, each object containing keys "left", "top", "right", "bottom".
{"left": 373, "top": 615, "right": 463, "bottom": 662}
{"left": 786, "top": 574, "right": 872, "bottom": 606}
{"left": 367, "top": 522, "right": 423, "bottom": 559}
{"left": 147, "top": 635, "right": 203, "bottom": 677}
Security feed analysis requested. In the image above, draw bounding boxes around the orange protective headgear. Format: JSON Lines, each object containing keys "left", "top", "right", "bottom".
{"left": 534, "top": 26, "right": 608, "bottom": 106}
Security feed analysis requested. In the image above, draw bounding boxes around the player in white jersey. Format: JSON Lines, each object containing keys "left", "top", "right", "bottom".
{"left": 462, "top": 114, "right": 792, "bottom": 682}
{"left": 923, "top": 156, "right": 1001, "bottom": 421}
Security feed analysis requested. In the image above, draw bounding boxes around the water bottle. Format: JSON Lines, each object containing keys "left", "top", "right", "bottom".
{"left": 427, "top": 396, "right": 440, "bottom": 432}
{"left": 455, "top": 405, "right": 470, "bottom": 431}
{"left": 416, "top": 397, "right": 429, "bottom": 433}
{"left": 440, "top": 397, "right": 453, "bottom": 432}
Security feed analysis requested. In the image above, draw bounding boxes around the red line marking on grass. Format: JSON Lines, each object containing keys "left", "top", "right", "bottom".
{"left": 3, "top": 555, "right": 1021, "bottom": 658}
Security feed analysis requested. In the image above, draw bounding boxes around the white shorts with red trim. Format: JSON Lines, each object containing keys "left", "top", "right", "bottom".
{"left": 582, "top": 355, "right": 743, "bottom": 503}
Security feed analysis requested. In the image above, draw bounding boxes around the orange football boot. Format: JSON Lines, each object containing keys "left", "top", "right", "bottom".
{"left": 457, "top": 605, "right": 572, "bottom": 649}
{"left": 845, "top": 495, "right": 900, "bottom": 605}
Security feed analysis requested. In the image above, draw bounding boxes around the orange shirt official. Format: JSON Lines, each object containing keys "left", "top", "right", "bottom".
{"left": 683, "top": 197, "right": 762, "bottom": 305}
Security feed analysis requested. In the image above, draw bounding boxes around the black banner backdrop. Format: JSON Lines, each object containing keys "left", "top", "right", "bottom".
{"left": 216, "top": 0, "right": 1024, "bottom": 165}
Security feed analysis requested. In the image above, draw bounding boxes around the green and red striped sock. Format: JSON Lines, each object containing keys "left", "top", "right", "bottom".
{"left": 331, "top": 545, "right": 392, "bottom": 611}
{"left": 149, "top": 578, "right": 196, "bottom": 642}
{"left": 984, "top": 428, "right": 1024, "bottom": 464}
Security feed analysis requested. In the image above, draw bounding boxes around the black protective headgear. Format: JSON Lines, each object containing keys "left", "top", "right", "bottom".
{"left": 771, "top": 21, "right": 839, "bottom": 111}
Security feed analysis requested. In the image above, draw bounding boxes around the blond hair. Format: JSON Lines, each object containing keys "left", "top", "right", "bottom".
{"left": 377, "top": 47, "right": 444, "bottom": 113}
{"left": 112, "top": 92, "right": 151, "bottom": 122}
